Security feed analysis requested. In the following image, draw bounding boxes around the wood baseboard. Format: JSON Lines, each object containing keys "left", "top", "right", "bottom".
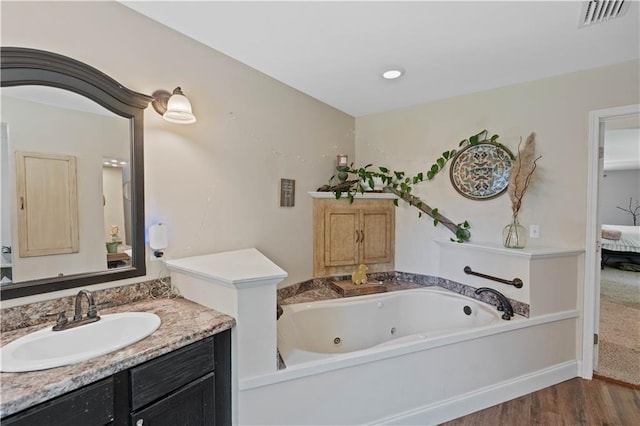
{"left": 593, "top": 373, "right": 640, "bottom": 390}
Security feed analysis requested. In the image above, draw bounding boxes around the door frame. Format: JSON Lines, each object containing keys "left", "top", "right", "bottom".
{"left": 582, "top": 103, "right": 640, "bottom": 378}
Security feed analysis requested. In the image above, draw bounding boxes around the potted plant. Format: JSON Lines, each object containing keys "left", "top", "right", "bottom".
{"left": 106, "top": 225, "right": 121, "bottom": 253}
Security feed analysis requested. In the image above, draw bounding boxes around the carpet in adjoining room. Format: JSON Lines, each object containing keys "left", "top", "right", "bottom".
{"left": 595, "top": 267, "right": 640, "bottom": 386}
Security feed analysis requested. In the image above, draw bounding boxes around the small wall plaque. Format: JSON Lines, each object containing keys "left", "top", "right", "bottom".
{"left": 280, "top": 178, "right": 295, "bottom": 207}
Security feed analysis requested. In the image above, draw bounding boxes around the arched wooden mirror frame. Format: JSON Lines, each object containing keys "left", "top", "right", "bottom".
{"left": 1, "top": 47, "right": 151, "bottom": 300}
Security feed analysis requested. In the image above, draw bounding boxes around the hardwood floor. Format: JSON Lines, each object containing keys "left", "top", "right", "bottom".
{"left": 441, "top": 378, "right": 640, "bottom": 426}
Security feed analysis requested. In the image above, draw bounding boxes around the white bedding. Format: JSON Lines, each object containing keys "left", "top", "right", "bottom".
{"left": 602, "top": 225, "right": 640, "bottom": 254}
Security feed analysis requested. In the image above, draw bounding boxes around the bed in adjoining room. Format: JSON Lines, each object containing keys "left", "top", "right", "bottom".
{"left": 601, "top": 225, "right": 640, "bottom": 269}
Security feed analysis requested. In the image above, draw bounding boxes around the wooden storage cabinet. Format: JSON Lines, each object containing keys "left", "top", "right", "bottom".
{"left": 2, "top": 330, "right": 231, "bottom": 426}
{"left": 314, "top": 198, "right": 395, "bottom": 277}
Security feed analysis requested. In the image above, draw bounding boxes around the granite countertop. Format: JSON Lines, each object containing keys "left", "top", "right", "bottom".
{"left": 0, "top": 297, "right": 235, "bottom": 418}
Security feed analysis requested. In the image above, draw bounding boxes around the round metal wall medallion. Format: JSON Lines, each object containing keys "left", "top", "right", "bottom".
{"left": 449, "top": 142, "right": 514, "bottom": 200}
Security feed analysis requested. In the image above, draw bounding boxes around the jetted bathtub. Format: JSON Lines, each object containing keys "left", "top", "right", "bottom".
{"left": 278, "top": 287, "right": 507, "bottom": 367}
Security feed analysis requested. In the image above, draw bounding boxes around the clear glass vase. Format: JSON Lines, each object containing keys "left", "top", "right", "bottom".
{"left": 502, "top": 217, "right": 527, "bottom": 249}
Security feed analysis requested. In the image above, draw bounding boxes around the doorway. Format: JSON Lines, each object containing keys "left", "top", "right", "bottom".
{"left": 582, "top": 104, "right": 640, "bottom": 386}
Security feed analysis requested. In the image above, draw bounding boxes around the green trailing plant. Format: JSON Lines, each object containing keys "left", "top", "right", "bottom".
{"left": 320, "top": 130, "right": 504, "bottom": 243}
{"left": 458, "top": 129, "right": 512, "bottom": 158}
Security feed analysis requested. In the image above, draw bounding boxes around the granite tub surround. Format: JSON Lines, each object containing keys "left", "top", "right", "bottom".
{"left": 277, "top": 271, "right": 530, "bottom": 318}
{"left": 0, "top": 289, "right": 235, "bottom": 417}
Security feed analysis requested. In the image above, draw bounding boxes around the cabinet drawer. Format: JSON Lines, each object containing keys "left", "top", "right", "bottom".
{"left": 131, "top": 373, "right": 215, "bottom": 426}
{"left": 130, "top": 337, "right": 214, "bottom": 410}
{"left": 3, "top": 377, "right": 113, "bottom": 426}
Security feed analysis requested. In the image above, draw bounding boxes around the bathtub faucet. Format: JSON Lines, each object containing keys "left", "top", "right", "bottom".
{"left": 475, "top": 287, "right": 514, "bottom": 320}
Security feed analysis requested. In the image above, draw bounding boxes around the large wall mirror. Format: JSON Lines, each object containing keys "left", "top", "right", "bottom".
{"left": 1, "top": 47, "right": 151, "bottom": 300}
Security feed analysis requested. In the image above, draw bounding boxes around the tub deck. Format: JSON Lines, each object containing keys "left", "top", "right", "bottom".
{"left": 280, "top": 279, "right": 423, "bottom": 305}
{"left": 277, "top": 272, "right": 529, "bottom": 317}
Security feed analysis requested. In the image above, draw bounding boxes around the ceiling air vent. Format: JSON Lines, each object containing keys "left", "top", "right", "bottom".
{"left": 579, "top": 0, "right": 630, "bottom": 27}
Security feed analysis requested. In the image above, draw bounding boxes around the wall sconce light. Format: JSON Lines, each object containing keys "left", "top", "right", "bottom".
{"left": 151, "top": 87, "right": 197, "bottom": 124}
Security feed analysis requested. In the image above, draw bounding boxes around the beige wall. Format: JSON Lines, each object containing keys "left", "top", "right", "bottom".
{"left": 1, "top": 1, "right": 354, "bottom": 306}
{"left": 356, "top": 60, "right": 640, "bottom": 275}
{"left": 2, "top": 95, "right": 128, "bottom": 282}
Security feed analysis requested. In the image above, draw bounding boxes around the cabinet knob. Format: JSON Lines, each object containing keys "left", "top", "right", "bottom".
{"left": 136, "top": 420, "right": 144, "bottom": 426}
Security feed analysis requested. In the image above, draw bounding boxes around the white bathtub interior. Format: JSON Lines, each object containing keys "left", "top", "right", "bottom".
{"left": 278, "top": 287, "right": 506, "bottom": 366}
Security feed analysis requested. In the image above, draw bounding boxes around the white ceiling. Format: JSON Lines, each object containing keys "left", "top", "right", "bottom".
{"left": 123, "top": 1, "right": 640, "bottom": 117}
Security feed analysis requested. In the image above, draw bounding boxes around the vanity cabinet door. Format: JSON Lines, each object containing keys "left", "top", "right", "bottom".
{"left": 129, "top": 336, "right": 214, "bottom": 411}
{"left": 2, "top": 377, "right": 113, "bottom": 426}
{"left": 130, "top": 373, "right": 214, "bottom": 426}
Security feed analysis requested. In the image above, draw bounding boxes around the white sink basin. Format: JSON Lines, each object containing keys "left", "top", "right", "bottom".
{"left": 0, "top": 312, "right": 161, "bottom": 372}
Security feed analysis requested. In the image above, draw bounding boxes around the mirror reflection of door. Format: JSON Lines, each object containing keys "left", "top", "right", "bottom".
{"left": 103, "top": 159, "right": 132, "bottom": 268}
{"left": 0, "top": 86, "right": 131, "bottom": 283}
{"left": 15, "top": 151, "right": 79, "bottom": 258}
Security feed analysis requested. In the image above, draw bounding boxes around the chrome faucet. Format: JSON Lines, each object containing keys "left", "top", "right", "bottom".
{"left": 475, "top": 287, "right": 514, "bottom": 320}
{"left": 52, "top": 290, "right": 101, "bottom": 331}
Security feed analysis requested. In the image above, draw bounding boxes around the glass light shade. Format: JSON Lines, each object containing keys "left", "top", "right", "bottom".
{"left": 163, "top": 90, "right": 196, "bottom": 124}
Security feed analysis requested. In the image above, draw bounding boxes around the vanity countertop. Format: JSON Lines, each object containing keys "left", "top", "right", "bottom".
{"left": 0, "top": 296, "right": 235, "bottom": 418}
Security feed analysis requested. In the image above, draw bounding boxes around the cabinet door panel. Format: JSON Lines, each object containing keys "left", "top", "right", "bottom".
{"left": 361, "top": 210, "right": 392, "bottom": 264}
{"left": 130, "top": 337, "right": 214, "bottom": 410}
{"left": 2, "top": 377, "right": 113, "bottom": 426}
{"left": 324, "top": 209, "right": 358, "bottom": 266}
{"left": 131, "top": 373, "right": 214, "bottom": 426}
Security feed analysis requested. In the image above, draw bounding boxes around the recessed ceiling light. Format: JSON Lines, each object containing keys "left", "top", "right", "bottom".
{"left": 382, "top": 68, "right": 405, "bottom": 80}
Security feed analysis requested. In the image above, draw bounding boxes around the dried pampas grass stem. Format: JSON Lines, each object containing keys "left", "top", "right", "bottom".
{"left": 508, "top": 132, "right": 541, "bottom": 218}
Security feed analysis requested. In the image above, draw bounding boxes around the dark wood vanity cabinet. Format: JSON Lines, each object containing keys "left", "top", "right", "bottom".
{"left": 3, "top": 330, "right": 231, "bottom": 426}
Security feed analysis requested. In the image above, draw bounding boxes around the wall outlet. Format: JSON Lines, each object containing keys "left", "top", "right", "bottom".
{"left": 529, "top": 225, "right": 540, "bottom": 239}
